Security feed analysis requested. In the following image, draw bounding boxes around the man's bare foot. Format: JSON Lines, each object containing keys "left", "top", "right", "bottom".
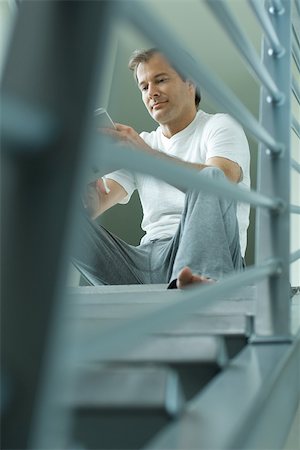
{"left": 177, "top": 266, "right": 215, "bottom": 289}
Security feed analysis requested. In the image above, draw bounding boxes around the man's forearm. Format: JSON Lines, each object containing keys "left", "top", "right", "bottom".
{"left": 141, "top": 145, "right": 240, "bottom": 183}
{"left": 89, "top": 178, "right": 128, "bottom": 219}
{"left": 143, "top": 145, "right": 206, "bottom": 172}
{"left": 105, "top": 123, "right": 241, "bottom": 184}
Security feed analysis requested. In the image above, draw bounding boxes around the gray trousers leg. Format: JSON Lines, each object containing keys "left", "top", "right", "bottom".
{"left": 170, "top": 167, "right": 243, "bottom": 283}
{"left": 73, "top": 214, "right": 176, "bottom": 285}
{"left": 73, "top": 167, "right": 243, "bottom": 285}
{"left": 73, "top": 217, "right": 152, "bottom": 285}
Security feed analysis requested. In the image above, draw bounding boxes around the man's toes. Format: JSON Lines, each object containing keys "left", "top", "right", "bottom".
{"left": 177, "top": 267, "right": 215, "bottom": 289}
{"left": 177, "top": 267, "right": 194, "bottom": 288}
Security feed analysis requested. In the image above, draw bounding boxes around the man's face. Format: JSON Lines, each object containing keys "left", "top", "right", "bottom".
{"left": 136, "top": 53, "right": 196, "bottom": 127}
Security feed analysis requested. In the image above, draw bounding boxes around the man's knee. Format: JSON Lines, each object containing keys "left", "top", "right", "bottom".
{"left": 185, "top": 166, "right": 229, "bottom": 206}
{"left": 201, "top": 166, "right": 226, "bottom": 180}
{"left": 186, "top": 166, "right": 226, "bottom": 200}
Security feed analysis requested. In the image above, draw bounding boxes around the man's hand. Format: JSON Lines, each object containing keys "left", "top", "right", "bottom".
{"left": 103, "top": 123, "right": 153, "bottom": 152}
{"left": 82, "top": 179, "right": 108, "bottom": 219}
{"left": 82, "top": 178, "right": 128, "bottom": 219}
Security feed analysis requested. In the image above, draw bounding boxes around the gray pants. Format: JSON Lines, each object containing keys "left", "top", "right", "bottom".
{"left": 73, "top": 167, "right": 243, "bottom": 286}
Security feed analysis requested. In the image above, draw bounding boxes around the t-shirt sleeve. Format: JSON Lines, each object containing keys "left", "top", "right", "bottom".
{"left": 105, "top": 169, "right": 136, "bottom": 204}
{"left": 104, "top": 131, "right": 155, "bottom": 204}
{"left": 203, "top": 114, "right": 250, "bottom": 175}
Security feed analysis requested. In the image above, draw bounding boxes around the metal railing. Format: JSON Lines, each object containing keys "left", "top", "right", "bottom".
{"left": 1, "top": 0, "right": 299, "bottom": 449}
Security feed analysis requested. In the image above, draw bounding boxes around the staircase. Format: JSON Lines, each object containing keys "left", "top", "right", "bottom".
{"left": 60, "top": 284, "right": 300, "bottom": 449}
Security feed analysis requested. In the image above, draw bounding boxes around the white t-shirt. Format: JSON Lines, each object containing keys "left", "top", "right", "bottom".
{"left": 106, "top": 110, "right": 250, "bottom": 256}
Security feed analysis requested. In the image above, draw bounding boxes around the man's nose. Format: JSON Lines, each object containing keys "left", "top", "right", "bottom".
{"left": 148, "top": 83, "right": 159, "bottom": 99}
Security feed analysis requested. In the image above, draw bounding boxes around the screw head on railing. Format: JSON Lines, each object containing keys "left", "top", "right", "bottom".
{"left": 268, "top": 6, "right": 285, "bottom": 15}
{"left": 266, "top": 93, "right": 285, "bottom": 106}
{"left": 268, "top": 47, "right": 286, "bottom": 58}
{"left": 265, "top": 142, "right": 285, "bottom": 158}
{"left": 273, "top": 198, "right": 286, "bottom": 214}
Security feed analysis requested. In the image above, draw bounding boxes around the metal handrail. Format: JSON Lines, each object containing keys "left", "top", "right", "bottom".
{"left": 248, "top": 0, "right": 285, "bottom": 56}
{"left": 290, "top": 204, "right": 300, "bottom": 214}
{"left": 292, "top": 75, "right": 300, "bottom": 104}
{"left": 291, "top": 158, "right": 300, "bottom": 173}
{"left": 205, "top": 0, "right": 284, "bottom": 102}
{"left": 292, "top": 115, "right": 300, "bottom": 138}
{"left": 121, "top": 1, "right": 284, "bottom": 154}
{"left": 290, "top": 249, "right": 300, "bottom": 263}
{"left": 92, "top": 136, "right": 283, "bottom": 212}
{"left": 292, "top": 30, "right": 300, "bottom": 71}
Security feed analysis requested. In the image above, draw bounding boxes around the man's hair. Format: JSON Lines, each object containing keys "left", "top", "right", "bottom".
{"left": 128, "top": 48, "right": 201, "bottom": 108}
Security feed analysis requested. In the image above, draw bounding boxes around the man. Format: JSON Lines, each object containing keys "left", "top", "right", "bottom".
{"left": 75, "top": 48, "right": 250, "bottom": 288}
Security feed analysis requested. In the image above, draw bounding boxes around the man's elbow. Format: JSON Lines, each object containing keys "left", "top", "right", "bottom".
{"left": 223, "top": 164, "right": 242, "bottom": 184}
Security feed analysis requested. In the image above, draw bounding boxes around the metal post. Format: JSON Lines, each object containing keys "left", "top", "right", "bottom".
{"left": 1, "top": 1, "right": 114, "bottom": 448}
{"left": 254, "top": 0, "right": 292, "bottom": 340}
{"left": 296, "top": 0, "right": 300, "bottom": 16}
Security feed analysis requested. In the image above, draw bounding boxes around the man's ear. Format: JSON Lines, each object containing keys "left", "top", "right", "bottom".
{"left": 187, "top": 80, "right": 196, "bottom": 95}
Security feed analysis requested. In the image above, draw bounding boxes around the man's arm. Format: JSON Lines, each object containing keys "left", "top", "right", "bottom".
{"left": 205, "top": 156, "right": 242, "bottom": 183}
{"left": 83, "top": 178, "right": 128, "bottom": 219}
{"left": 107, "top": 123, "right": 242, "bottom": 184}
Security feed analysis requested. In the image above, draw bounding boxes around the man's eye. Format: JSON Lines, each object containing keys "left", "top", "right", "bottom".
{"left": 158, "top": 78, "right": 167, "bottom": 83}
{"left": 142, "top": 86, "right": 148, "bottom": 92}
